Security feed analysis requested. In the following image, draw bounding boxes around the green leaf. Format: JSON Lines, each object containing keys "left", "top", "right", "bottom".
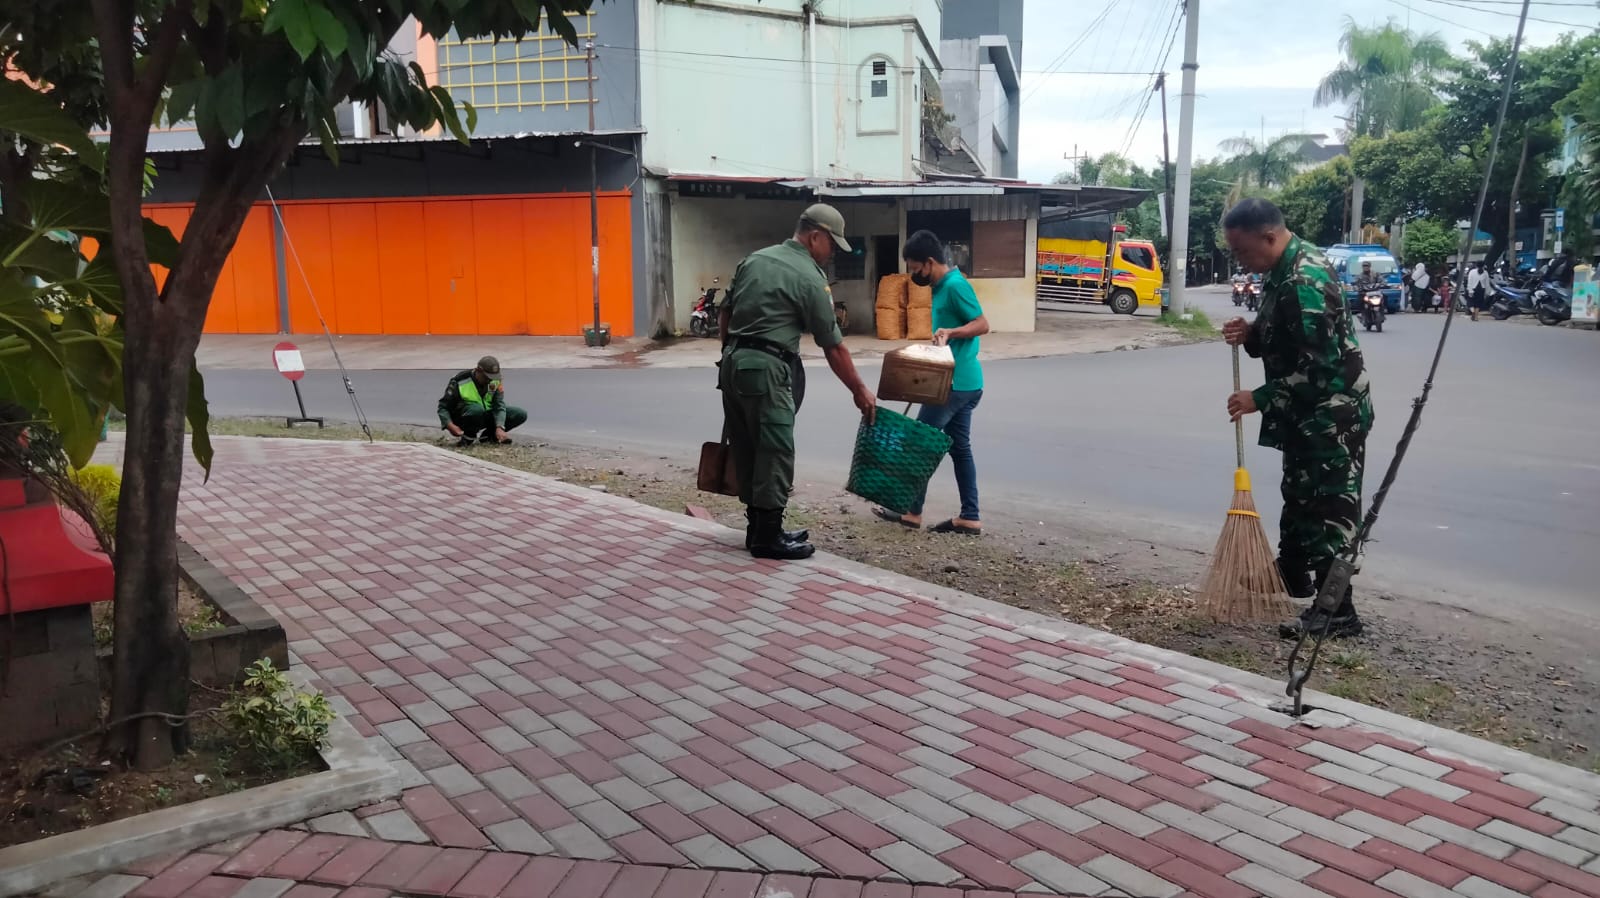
{"left": 0, "top": 78, "right": 104, "bottom": 172}
{"left": 305, "top": 1, "right": 348, "bottom": 58}
{"left": 187, "top": 360, "right": 214, "bottom": 477}
{"left": 63, "top": 255, "right": 124, "bottom": 316}
{"left": 266, "top": 0, "right": 319, "bottom": 61}
{"left": 143, "top": 218, "right": 182, "bottom": 270}
{"left": 429, "top": 86, "right": 471, "bottom": 145}
{"left": 0, "top": 224, "right": 81, "bottom": 281}
{"left": 213, "top": 66, "right": 247, "bottom": 139}
{"left": 348, "top": 29, "right": 377, "bottom": 83}
{"left": 166, "top": 80, "right": 203, "bottom": 126}
{"left": 464, "top": 101, "right": 478, "bottom": 134}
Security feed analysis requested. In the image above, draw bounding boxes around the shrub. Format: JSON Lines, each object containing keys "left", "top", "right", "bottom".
{"left": 222, "top": 658, "right": 335, "bottom": 769}
{"left": 68, "top": 464, "right": 121, "bottom": 537}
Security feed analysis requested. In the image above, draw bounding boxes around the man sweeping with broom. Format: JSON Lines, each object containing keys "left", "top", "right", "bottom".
{"left": 1220, "top": 199, "right": 1373, "bottom": 640}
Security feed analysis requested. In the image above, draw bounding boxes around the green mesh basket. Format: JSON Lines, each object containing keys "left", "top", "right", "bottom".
{"left": 845, "top": 407, "right": 953, "bottom": 514}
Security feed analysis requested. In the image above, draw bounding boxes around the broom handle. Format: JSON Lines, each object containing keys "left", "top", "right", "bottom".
{"left": 1232, "top": 345, "right": 1245, "bottom": 469}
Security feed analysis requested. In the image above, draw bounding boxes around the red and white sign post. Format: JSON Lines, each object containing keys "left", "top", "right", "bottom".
{"left": 272, "top": 342, "right": 323, "bottom": 428}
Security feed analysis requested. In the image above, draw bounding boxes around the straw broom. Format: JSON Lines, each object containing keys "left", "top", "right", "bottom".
{"left": 1199, "top": 345, "right": 1293, "bottom": 623}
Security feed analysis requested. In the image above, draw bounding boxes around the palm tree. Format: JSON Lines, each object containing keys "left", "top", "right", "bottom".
{"left": 1315, "top": 18, "right": 1451, "bottom": 140}
{"left": 1314, "top": 19, "right": 1450, "bottom": 243}
{"left": 1217, "top": 134, "right": 1309, "bottom": 191}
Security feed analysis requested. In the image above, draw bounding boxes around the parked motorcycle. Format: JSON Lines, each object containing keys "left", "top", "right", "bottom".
{"left": 1488, "top": 273, "right": 1542, "bottom": 320}
{"left": 1360, "top": 290, "right": 1385, "bottom": 332}
{"left": 689, "top": 278, "right": 723, "bottom": 338}
{"left": 1533, "top": 284, "right": 1572, "bottom": 327}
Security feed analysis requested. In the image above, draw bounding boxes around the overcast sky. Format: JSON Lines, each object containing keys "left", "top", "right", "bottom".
{"left": 1015, "top": 0, "right": 1599, "bottom": 184}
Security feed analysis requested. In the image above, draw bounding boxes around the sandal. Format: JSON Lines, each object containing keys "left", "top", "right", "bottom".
{"left": 929, "top": 519, "right": 983, "bottom": 536}
{"left": 872, "top": 507, "right": 920, "bottom": 529}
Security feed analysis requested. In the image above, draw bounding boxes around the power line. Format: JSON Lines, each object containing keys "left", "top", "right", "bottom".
{"left": 1019, "top": 0, "right": 1129, "bottom": 109}
{"left": 1410, "top": 0, "right": 1598, "bottom": 27}
{"left": 1388, "top": 0, "right": 1501, "bottom": 37}
{"left": 596, "top": 43, "right": 1159, "bottom": 78}
{"left": 1115, "top": 3, "right": 1185, "bottom": 163}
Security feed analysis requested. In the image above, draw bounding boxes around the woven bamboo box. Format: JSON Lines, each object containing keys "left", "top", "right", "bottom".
{"left": 878, "top": 344, "right": 954, "bottom": 405}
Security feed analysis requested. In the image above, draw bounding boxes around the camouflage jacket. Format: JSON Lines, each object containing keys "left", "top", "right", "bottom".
{"left": 1244, "top": 235, "right": 1373, "bottom": 451}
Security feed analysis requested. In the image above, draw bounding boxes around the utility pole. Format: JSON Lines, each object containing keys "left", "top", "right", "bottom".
{"left": 1063, "top": 144, "right": 1089, "bottom": 182}
{"left": 1157, "top": 73, "right": 1174, "bottom": 240}
{"left": 1168, "top": 0, "right": 1200, "bottom": 317}
{"left": 585, "top": 40, "right": 606, "bottom": 346}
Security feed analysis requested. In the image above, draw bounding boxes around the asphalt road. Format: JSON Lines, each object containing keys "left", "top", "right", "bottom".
{"left": 201, "top": 286, "right": 1600, "bottom": 639}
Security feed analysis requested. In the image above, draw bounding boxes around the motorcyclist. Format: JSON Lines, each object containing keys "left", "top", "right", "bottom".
{"left": 1350, "top": 261, "right": 1384, "bottom": 313}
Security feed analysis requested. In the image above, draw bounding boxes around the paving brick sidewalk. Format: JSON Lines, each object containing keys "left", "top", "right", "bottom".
{"left": 40, "top": 439, "right": 1600, "bottom": 898}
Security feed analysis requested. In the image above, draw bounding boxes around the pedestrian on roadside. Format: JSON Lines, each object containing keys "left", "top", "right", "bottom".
{"left": 1468, "top": 261, "right": 1487, "bottom": 322}
{"left": 873, "top": 230, "right": 990, "bottom": 535}
{"left": 1220, "top": 198, "right": 1374, "bottom": 640}
{"left": 719, "top": 204, "right": 877, "bottom": 561}
{"left": 1410, "top": 259, "right": 1431, "bottom": 313}
{"left": 438, "top": 356, "right": 526, "bottom": 445}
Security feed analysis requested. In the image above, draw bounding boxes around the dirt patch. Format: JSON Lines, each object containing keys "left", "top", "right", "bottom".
{"left": 0, "top": 689, "right": 322, "bottom": 849}
{"left": 91, "top": 582, "right": 224, "bottom": 649}
{"left": 181, "top": 422, "right": 1600, "bottom": 770}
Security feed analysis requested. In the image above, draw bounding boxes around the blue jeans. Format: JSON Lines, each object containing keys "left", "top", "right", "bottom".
{"left": 910, "top": 389, "right": 982, "bottom": 520}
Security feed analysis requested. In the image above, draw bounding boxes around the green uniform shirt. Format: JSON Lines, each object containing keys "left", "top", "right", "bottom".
{"left": 931, "top": 268, "right": 984, "bottom": 392}
{"left": 1245, "top": 235, "right": 1373, "bottom": 451}
{"left": 725, "top": 240, "right": 845, "bottom": 353}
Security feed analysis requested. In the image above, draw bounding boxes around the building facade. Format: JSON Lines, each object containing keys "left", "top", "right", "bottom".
{"left": 939, "top": 0, "right": 1024, "bottom": 179}
{"left": 141, "top": 1, "right": 1102, "bottom": 341}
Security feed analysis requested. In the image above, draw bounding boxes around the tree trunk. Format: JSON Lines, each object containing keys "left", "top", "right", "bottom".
{"left": 107, "top": 306, "right": 195, "bottom": 769}
{"left": 1508, "top": 132, "right": 1530, "bottom": 262}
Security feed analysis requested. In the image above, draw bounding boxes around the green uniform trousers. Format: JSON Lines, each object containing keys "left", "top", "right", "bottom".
{"left": 719, "top": 349, "right": 797, "bottom": 511}
{"left": 451, "top": 406, "right": 528, "bottom": 435}
{"left": 1278, "top": 412, "right": 1368, "bottom": 594}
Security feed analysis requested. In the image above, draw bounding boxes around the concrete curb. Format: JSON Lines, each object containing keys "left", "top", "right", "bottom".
{"left": 428, "top": 440, "right": 1600, "bottom": 800}
{"left": 0, "top": 668, "right": 399, "bottom": 897}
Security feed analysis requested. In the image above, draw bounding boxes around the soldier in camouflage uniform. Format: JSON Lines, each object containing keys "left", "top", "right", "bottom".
{"left": 1221, "top": 199, "right": 1373, "bottom": 639}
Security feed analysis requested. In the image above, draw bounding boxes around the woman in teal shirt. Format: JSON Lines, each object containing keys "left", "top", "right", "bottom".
{"left": 875, "top": 230, "right": 990, "bottom": 534}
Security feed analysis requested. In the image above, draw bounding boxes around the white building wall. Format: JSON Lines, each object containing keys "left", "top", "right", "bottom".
{"left": 637, "top": 0, "right": 942, "bottom": 181}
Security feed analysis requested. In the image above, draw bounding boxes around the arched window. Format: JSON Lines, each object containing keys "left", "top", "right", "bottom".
{"left": 857, "top": 55, "right": 898, "bottom": 135}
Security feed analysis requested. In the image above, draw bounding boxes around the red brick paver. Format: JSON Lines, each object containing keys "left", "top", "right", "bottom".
{"left": 46, "top": 439, "right": 1600, "bottom": 898}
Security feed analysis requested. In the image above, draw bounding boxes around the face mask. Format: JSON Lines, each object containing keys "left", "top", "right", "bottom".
{"left": 910, "top": 267, "right": 933, "bottom": 287}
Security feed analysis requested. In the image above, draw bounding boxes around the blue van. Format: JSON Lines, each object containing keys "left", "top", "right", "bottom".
{"left": 1324, "top": 244, "right": 1404, "bottom": 313}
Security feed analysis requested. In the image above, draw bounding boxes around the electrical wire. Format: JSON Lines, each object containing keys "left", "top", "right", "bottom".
{"left": 1410, "top": 0, "right": 1598, "bottom": 27}
{"left": 597, "top": 42, "right": 1161, "bottom": 77}
{"left": 1115, "top": 3, "right": 1185, "bottom": 163}
{"left": 263, "top": 186, "right": 374, "bottom": 444}
{"left": 1019, "top": 0, "right": 1130, "bottom": 110}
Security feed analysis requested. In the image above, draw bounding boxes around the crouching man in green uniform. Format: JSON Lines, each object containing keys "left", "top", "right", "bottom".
{"left": 719, "top": 204, "right": 876, "bottom": 560}
{"left": 1222, "top": 199, "right": 1374, "bottom": 640}
{"left": 438, "top": 356, "right": 527, "bottom": 445}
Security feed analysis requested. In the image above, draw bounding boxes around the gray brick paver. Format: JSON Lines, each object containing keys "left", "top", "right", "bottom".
{"left": 164, "top": 439, "right": 1600, "bottom": 898}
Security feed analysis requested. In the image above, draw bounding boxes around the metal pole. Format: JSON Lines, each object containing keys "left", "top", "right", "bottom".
{"left": 1167, "top": 0, "right": 1200, "bottom": 317}
{"left": 292, "top": 381, "right": 309, "bottom": 420}
{"left": 587, "top": 40, "right": 602, "bottom": 341}
{"left": 1158, "top": 73, "right": 1174, "bottom": 241}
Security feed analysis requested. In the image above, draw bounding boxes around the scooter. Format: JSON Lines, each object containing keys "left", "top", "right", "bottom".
{"left": 1489, "top": 281, "right": 1538, "bottom": 320}
{"left": 1533, "top": 284, "right": 1572, "bottom": 327}
{"left": 1360, "top": 290, "right": 1385, "bottom": 332}
{"left": 1245, "top": 280, "right": 1261, "bottom": 312}
{"left": 688, "top": 278, "right": 722, "bottom": 338}
{"left": 1231, "top": 279, "right": 1248, "bottom": 306}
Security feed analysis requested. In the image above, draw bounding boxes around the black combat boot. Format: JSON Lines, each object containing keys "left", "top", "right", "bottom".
{"left": 744, "top": 510, "right": 809, "bottom": 551}
{"left": 747, "top": 509, "right": 815, "bottom": 561}
{"left": 1279, "top": 562, "right": 1363, "bottom": 640}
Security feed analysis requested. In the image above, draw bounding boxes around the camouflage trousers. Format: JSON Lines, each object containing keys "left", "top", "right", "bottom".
{"left": 1278, "top": 423, "right": 1368, "bottom": 600}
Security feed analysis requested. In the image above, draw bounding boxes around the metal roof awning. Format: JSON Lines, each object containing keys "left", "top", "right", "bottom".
{"left": 144, "top": 128, "right": 645, "bottom": 154}
{"left": 1032, "top": 184, "right": 1151, "bottom": 220}
{"left": 657, "top": 172, "right": 1150, "bottom": 219}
